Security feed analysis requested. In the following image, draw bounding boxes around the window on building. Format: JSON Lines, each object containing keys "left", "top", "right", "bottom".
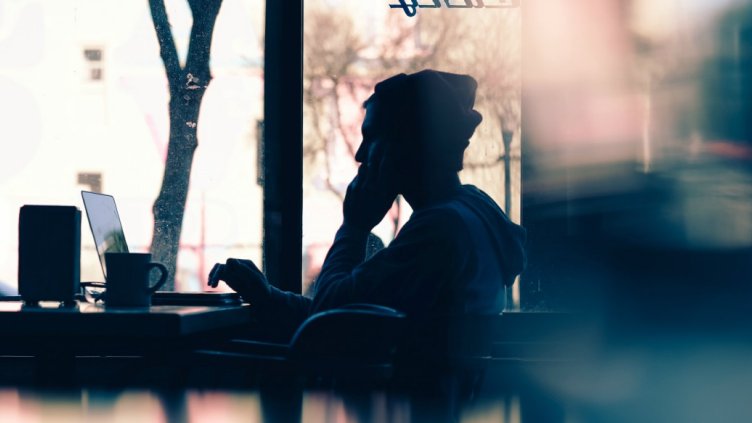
{"left": 77, "top": 172, "right": 102, "bottom": 193}
{"left": 83, "top": 48, "right": 102, "bottom": 62}
{"left": 83, "top": 47, "right": 104, "bottom": 82}
{"left": 89, "top": 68, "right": 102, "bottom": 81}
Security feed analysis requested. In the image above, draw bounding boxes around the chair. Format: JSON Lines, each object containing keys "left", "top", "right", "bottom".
{"left": 288, "top": 303, "right": 406, "bottom": 380}
{"left": 190, "top": 303, "right": 406, "bottom": 387}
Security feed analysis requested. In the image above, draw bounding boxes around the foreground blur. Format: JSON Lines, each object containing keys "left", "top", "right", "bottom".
{"left": 521, "top": 0, "right": 752, "bottom": 325}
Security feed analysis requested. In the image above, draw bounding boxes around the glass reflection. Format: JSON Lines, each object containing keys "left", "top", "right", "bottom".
{"left": 0, "top": 389, "right": 540, "bottom": 423}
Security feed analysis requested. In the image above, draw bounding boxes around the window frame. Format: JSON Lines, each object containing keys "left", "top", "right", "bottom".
{"left": 263, "top": 1, "right": 304, "bottom": 294}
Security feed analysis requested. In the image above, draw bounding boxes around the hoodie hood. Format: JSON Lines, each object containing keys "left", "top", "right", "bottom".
{"left": 455, "top": 185, "right": 527, "bottom": 287}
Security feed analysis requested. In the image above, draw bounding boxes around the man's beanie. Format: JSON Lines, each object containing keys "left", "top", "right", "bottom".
{"left": 366, "top": 70, "right": 483, "bottom": 171}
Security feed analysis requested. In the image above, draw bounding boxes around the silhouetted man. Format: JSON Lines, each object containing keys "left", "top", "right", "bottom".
{"left": 209, "top": 69, "right": 526, "bottom": 337}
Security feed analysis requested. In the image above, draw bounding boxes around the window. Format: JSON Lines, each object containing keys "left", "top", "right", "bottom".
{"left": 77, "top": 172, "right": 102, "bottom": 193}
{"left": 83, "top": 48, "right": 102, "bottom": 62}
{"left": 3, "top": 0, "right": 749, "bottom": 310}
{"left": 89, "top": 68, "right": 102, "bottom": 81}
{"left": 300, "top": 0, "right": 752, "bottom": 312}
{"left": 0, "top": 0, "right": 265, "bottom": 292}
{"left": 302, "top": 1, "right": 523, "bottom": 305}
{"left": 83, "top": 48, "right": 104, "bottom": 82}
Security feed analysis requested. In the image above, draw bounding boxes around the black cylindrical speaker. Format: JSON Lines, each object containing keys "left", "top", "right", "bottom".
{"left": 18, "top": 205, "right": 81, "bottom": 304}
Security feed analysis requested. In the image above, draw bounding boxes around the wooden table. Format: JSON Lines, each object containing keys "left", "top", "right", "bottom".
{"left": 0, "top": 301, "right": 252, "bottom": 385}
{"left": 0, "top": 301, "right": 250, "bottom": 338}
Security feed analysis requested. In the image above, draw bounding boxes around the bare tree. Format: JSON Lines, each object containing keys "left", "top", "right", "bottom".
{"left": 377, "top": 9, "right": 522, "bottom": 217}
{"left": 455, "top": 11, "right": 522, "bottom": 214}
{"left": 303, "top": 6, "right": 365, "bottom": 203}
{"left": 303, "top": 5, "right": 467, "bottom": 235}
{"left": 148, "top": 0, "right": 223, "bottom": 290}
{"left": 300, "top": 4, "right": 522, "bottom": 292}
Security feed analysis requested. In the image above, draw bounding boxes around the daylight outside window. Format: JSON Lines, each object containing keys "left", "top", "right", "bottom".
{"left": 302, "top": 0, "right": 523, "bottom": 307}
{"left": 2, "top": 0, "right": 750, "bottom": 310}
{"left": 0, "top": 0, "right": 265, "bottom": 292}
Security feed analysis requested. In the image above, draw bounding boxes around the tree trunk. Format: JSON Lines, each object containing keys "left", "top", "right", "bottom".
{"left": 148, "top": 0, "right": 222, "bottom": 290}
{"left": 151, "top": 94, "right": 202, "bottom": 290}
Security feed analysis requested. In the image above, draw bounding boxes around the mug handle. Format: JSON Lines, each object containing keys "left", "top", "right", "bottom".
{"left": 146, "top": 262, "right": 169, "bottom": 294}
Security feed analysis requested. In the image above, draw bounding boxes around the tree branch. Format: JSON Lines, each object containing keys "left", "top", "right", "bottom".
{"left": 148, "top": 0, "right": 182, "bottom": 94}
{"left": 304, "top": 79, "right": 328, "bottom": 159}
{"left": 331, "top": 77, "right": 358, "bottom": 158}
{"left": 185, "top": 0, "right": 223, "bottom": 83}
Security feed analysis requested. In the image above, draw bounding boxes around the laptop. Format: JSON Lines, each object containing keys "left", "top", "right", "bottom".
{"left": 80, "top": 191, "right": 241, "bottom": 306}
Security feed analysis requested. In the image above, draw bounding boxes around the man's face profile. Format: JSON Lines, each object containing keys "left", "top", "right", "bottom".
{"left": 356, "top": 102, "right": 396, "bottom": 169}
{"left": 354, "top": 101, "right": 408, "bottom": 196}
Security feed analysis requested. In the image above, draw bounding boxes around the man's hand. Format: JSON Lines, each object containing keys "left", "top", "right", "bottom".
{"left": 343, "top": 159, "right": 399, "bottom": 231}
{"left": 208, "top": 258, "right": 271, "bottom": 304}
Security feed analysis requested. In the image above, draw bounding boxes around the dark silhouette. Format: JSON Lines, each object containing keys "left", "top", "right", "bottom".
{"left": 209, "top": 69, "right": 526, "bottom": 337}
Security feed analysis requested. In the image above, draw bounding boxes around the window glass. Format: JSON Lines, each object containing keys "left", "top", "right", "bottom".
{"left": 0, "top": 0, "right": 265, "bottom": 292}
{"left": 303, "top": 0, "right": 752, "bottom": 312}
{"left": 302, "top": 1, "right": 523, "bottom": 305}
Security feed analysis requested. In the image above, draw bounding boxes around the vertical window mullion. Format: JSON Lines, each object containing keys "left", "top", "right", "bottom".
{"left": 263, "top": 0, "right": 304, "bottom": 294}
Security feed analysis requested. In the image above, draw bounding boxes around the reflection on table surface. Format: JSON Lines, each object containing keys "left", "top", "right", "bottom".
{"left": 0, "top": 301, "right": 240, "bottom": 314}
{"left": 0, "top": 389, "right": 525, "bottom": 423}
{"left": 2, "top": 339, "right": 752, "bottom": 423}
{"left": 0, "top": 390, "right": 260, "bottom": 423}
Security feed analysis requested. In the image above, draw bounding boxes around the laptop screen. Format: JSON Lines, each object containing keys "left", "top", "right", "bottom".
{"left": 81, "top": 191, "right": 129, "bottom": 279}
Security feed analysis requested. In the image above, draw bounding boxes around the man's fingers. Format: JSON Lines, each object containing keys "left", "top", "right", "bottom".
{"left": 207, "top": 263, "right": 225, "bottom": 288}
{"left": 224, "top": 259, "right": 247, "bottom": 283}
{"left": 222, "top": 258, "right": 269, "bottom": 301}
{"left": 208, "top": 259, "right": 254, "bottom": 289}
{"left": 227, "top": 258, "right": 249, "bottom": 269}
{"left": 218, "top": 262, "right": 248, "bottom": 295}
{"left": 227, "top": 258, "right": 262, "bottom": 276}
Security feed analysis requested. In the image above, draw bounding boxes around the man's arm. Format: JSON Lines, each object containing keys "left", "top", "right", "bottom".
{"left": 303, "top": 155, "right": 400, "bottom": 311}
{"left": 308, "top": 223, "right": 370, "bottom": 312}
{"left": 208, "top": 259, "right": 313, "bottom": 329}
{"left": 310, "top": 209, "right": 467, "bottom": 315}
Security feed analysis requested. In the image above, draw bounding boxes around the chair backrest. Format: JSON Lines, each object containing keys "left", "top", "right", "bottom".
{"left": 288, "top": 304, "right": 406, "bottom": 364}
